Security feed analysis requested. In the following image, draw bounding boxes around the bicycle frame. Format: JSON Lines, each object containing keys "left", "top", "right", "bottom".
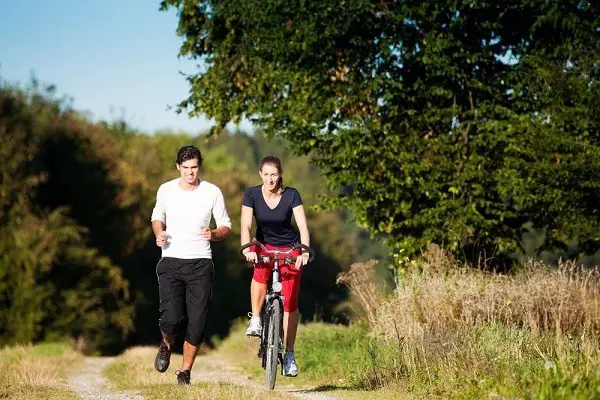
{"left": 260, "top": 259, "right": 284, "bottom": 372}
{"left": 240, "top": 241, "right": 315, "bottom": 389}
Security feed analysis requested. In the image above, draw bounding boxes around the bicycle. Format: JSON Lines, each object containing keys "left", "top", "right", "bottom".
{"left": 239, "top": 240, "right": 315, "bottom": 390}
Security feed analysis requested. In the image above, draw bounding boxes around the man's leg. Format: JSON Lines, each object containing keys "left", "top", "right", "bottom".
{"left": 181, "top": 340, "right": 200, "bottom": 371}
{"left": 180, "top": 258, "right": 214, "bottom": 375}
{"left": 161, "top": 332, "right": 174, "bottom": 348}
{"left": 155, "top": 257, "right": 186, "bottom": 373}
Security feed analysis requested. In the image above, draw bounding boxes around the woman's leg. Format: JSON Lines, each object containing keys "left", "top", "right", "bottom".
{"left": 282, "top": 252, "right": 302, "bottom": 351}
{"left": 250, "top": 278, "right": 267, "bottom": 316}
{"left": 284, "top": 309, "right": 299, "bottom": 351}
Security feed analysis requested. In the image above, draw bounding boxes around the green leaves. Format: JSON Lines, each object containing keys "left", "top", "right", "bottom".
{"left": 0, "top": 83, "right": 135, "bottom": 352}
{"left": 165, "top": 0, "right": 600, "bottom": 265}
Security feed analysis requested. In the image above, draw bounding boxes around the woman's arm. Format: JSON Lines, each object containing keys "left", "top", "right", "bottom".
{"left": 241, "top": 205, "right": 257, "bottom": 262}
{"left": 292, "top": 204, "right": 310, "bottom": 268}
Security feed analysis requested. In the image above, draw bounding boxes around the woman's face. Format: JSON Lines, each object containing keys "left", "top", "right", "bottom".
{"left": 260, "top": 163, "right": 280, "bottom": 192}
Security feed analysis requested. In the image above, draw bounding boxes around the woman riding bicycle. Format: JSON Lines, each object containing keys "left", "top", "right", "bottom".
{"left": 241, "top": 155, "right": 310, "bottom": 377}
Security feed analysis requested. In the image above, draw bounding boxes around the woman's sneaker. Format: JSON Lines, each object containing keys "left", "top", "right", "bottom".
{"left": 283, "top": 351, "right": 298, "bottom": 377}
{"left": 245, "top": 313, "right": 262, "bottom": 337}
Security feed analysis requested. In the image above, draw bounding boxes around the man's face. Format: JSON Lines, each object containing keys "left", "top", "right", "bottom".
{"left": 177, "top": 158, "right": 200, "bottom": 184}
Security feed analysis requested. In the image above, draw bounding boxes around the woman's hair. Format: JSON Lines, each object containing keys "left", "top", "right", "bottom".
{"left": 176, "top": 145, "right": 203, "bottom": 167}
{"left": 260, "top": 155, "right": 285, "bottom": 194}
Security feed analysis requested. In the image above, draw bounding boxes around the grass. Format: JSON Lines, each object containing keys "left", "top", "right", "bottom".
{"left": 356, "top": 322, "right": 600, "bottom": 399}
{"left": 338, "top": 248, "right": 600, "bottom": 399}
{"left": 217, "top": 320, "right": 368, "bottom": 386}
{"left": 216, "top": 320, "right": 400, "bottom": 398}
{"left": 105, "top": 346, "right": 290, "bottom": 400}
{"left": 0, "top": 342, "right": 82, "bottom": 400}
{"left": 195, "top": 302, "right": 600, "bottom": 399}
{"left": 105, "top": 249, "right": 599, "bottom": 399}
{"left": 104, "top": 322, "right": 395, "bottom": 399}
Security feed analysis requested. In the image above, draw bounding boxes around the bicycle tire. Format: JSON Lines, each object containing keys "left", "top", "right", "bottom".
{"left": 265, "top": 299, "right": 282, "bottom": 390}
{"left": 260, "top": 303, "right": 268, "bottom": 367}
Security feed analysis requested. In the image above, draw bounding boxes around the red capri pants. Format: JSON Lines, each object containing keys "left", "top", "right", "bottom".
{"left": 251, "top": 243, "right": 302, "bottom": 312}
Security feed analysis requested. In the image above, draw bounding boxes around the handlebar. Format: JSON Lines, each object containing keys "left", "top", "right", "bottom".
{"left": 240, "top": 241, "right": 316, "bottom": 264}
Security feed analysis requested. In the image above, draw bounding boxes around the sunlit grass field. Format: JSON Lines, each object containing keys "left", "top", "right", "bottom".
{"left": 208, "top": 320, "right": 401, "bottom": 399}
{"left": 211, "top": 255, "right": 600, "bottom": 399}
{"left": 104, "top": 321, "right": 398, "bottom": 400}
{"left": 106, "top": 304, "right": 600, "bottom": 400}
{"left": 0, "top": 342, "right": 82, "bottom": 400}
{"left": 105, "top": 345, "right": 291, "bottom": 400}
{"left": 337, "top": 253, "right": 600, "bottom": 399}
{"left": 2, "top": 255, "right": 598, "bottom": 400}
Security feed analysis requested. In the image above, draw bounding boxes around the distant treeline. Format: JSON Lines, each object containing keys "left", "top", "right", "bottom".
{"left": 0, "top": 81, "right": 386, "bottom": 354}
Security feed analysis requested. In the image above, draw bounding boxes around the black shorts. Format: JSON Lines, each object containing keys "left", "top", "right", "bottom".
{"left": 156, "top": 257, "right": 214, "bottom": 346}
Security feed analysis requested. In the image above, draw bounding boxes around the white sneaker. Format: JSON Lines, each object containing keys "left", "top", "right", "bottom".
{"left": 245, "top": 314, "right": 262, "bottom": 337}
{"left": 283, "top": 351, "right": 298, "bottom": 377}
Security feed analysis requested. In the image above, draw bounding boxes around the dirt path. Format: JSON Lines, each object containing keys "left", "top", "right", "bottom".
{"left": 193, "top": 352, "right": 338, "bottom": 400}
{"left": 68, "top": 352, "right": 336, "bottom": 400}
{"left": 68, "top": 357, "right": 144, "bottom": 400}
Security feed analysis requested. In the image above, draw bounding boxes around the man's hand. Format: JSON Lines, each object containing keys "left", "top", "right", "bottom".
{"left": 200, "top": 226, "right": 212, "bottom": 241}
{"left": 294, "top": 252, "right": 309, "bottom": 270}
{"left": 156, "top": 231, "right": 168, "bottom": 247}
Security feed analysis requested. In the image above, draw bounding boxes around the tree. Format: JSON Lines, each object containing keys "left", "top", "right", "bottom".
{"left": 162, "top": 0, "right": 600, "bottom": 265}
{"left": 0, "top": 83, "right": 134, "bottom": 353}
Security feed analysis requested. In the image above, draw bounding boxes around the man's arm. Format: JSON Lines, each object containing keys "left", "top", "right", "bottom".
{"left": 209, "top": 187, "right": 232, "bottom": 241}
{"left": 210, "top": 226, "right": 231, "bottom": 241}
{"left": 152, "top": 221, "right": 168, "bottom": 247}
{"left": 151, "top": 185, "right": 168, "bottom": 247}
{"left": 152, "top": 220, "right": 166, "bottom": 237}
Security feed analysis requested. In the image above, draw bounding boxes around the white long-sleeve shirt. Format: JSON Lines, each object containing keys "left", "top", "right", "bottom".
{"left": 151, "top": 178, "right": 231, "bottom": 259}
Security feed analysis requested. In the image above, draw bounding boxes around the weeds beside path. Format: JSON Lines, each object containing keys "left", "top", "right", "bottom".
{"left": 0, "top": 342, "right": 82, "bottom": 400}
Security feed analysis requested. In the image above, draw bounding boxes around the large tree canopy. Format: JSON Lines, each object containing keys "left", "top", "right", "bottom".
{"left": 162, "top": 0, "right": 600, "bottom": 263}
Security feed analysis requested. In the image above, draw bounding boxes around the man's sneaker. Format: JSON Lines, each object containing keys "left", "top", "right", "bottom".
{"left": 245, "top": 313, "right": 262, "bottom": 337}
{"left": 283, "top": 351, "right": 298, "bottom": 377}
{"left": 154, "top": 341, "right": 171, "bottom": 373}
{"left": 176, "top": 369, "right": 191, "bottom": 385}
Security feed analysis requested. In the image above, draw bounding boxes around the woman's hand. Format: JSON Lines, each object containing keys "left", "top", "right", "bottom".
{"left": 243, "top": 249, "right": 258, "bottom": 263}
{"left": 294, "top": 252, "right": 309, "bottom": 269}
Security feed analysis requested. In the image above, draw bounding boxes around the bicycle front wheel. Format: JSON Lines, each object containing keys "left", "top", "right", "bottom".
{"left": 265, "top": 299, "right": 282, "bottom": 390}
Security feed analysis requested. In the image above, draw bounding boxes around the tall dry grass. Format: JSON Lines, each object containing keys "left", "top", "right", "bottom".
{"left": 336, "top": 259, "right": 381, "bottom": 325}
{"left": 338, "top": 247, "right": 600, "bottom": 396}
{"left": 378, "top": 260, "right": 599, "bottom": 341}
{"left": 0, "top": 342, "right": 82, "bottom": 399}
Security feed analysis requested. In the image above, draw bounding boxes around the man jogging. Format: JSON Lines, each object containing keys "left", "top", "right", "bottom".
{"left": 151, "top": 145, "right": 232, "bottom": 385}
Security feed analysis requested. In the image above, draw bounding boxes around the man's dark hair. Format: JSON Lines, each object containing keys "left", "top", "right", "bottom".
{"left": 176, "top": 145, "right": 203, "bottom": 166}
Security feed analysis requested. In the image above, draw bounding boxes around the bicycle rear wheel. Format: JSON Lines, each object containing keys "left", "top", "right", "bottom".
{"left": 265, "top": 299, "right": 282, "bottom": 390}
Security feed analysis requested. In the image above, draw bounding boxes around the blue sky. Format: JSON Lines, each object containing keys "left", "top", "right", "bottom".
{"left": 0, "top": 0, "right": 252, "bottom": 134}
